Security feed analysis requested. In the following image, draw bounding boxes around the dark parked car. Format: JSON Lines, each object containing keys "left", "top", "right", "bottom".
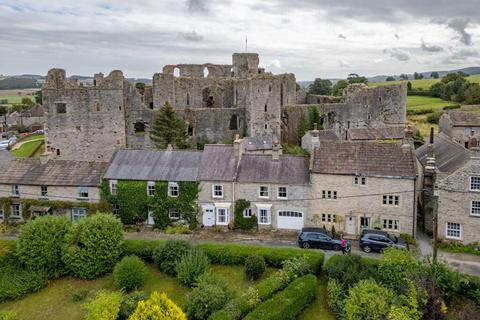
{"left": 298, "top": 227, "right": 342, "bottom": 250}
{"left": 359, "top": 229, "right": 407, "bottom": 253}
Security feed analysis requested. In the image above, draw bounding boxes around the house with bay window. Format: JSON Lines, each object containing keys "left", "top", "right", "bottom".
{"left": 0, "top": 155, "right": 108, "bottom": 222}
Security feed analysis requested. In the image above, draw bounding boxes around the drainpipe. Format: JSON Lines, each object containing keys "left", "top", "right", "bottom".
{"left": 412, "top": 176, "right": 417, "bottom": 239}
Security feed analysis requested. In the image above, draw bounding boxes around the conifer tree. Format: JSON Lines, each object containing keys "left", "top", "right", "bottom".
{"left": 150, "top": 102, "right": 189, "bottom": 149}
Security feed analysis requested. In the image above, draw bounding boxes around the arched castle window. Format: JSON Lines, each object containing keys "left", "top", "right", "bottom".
{"left": 264, "top": 104, "right": 268, "bottom": 112}
{"left": 187, "top": 93, "right": 190, "bottom": 106}
{"left": 149, "top": 102, "right": 153, "bottom": 109}
{"left": 134, "top": 121, "right": 145, "bottom": 135}
{"left": 173, "top": 67, "right": 180, "bottom": 77}
{"left": 203, "top": 67, "right": 209, "bottom": 78}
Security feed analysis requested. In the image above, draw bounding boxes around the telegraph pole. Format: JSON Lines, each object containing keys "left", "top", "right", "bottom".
{"left": 425, "top": 127, "right": 438, "bottom": 261}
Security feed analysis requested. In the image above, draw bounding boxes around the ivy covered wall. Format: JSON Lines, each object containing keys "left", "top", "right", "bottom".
{"left": 102, "top": 180, "right": 200, "bottom": 229}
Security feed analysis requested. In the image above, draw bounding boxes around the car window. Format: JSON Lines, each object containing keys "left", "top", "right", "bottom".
{"left": 307, "top": 233, "right": 319, "bottom": 240}
{"left": 318, "top": 234, "right": 330, "bottom": 241}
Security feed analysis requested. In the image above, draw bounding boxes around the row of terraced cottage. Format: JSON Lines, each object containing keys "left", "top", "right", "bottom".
{"left": 0, "top": 131, "right": 421, "bottom": 239}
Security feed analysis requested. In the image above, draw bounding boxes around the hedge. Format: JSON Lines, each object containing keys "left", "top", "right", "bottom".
{"left": 243, "top": 274, "right": 317, "bottom": 320}
{"left": 122, "top": 239, "right": 167, "bottom": 262}
{"left": 197, "top": 242, "right": 324, "bottom": 273}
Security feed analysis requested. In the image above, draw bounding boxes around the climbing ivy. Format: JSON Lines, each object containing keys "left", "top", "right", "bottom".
{"left": 233, "top": 199, "right": 257, "bottom": 230}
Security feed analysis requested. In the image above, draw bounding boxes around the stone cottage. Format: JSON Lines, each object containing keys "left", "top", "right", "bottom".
{"left": 439, "top": 110, "right": 480, "bottom": 148}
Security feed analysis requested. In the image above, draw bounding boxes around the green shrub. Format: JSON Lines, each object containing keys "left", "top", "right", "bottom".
{"left": 16, "top": 215, "right": 71, "bottom": 277}
{"left": 255, "top": 270, "right": 291, "bottom": 300}
{"left": 233, "top": 199, "right": 257, "bottom": 230}
{"left": 113, "top": 256, "right": 147, "bottom": 291}
{"left": 176, "top": 248, "right": 210, "bottom": 287}
{"left": 439, "top": 241, "right": 480, "bottom": 256}
{"left": 426, "top": 260, "right": 462, "bottom": 302}
{"left": 0, "top": 254, "right": 49, "bottom": 302}
{"left": 244, "top": 255, "right": 266, "bottom": 281}
{"left": 426, "top": 112, "right": 442, "bottom": 124}
{"left": 282, "top": 257, "right": 311, "bottom": 280}
{"left": 324, "top": 254, "right": 379, "bottom": 289}
{"left": 326, "top": 278, "right": 345, "bottom": 318}
{"left": 123, "top": 239, "right": 166, "bottom": 261}
{"left": 197, "top": 242, "right": 324, "bottom": 273}
{"left": 83, "top": 290, "right": 123, "bottom": 320}
{"left": 153, "top": 239, "right": 191, "bottom": 276}
{"left": 406, "top": 108, "right": 434, "bottom": 116}
{"left": 443, "top": 105, "right": 461, "bottom": 111}
{"left": 71, "top": 289, "right": 89, "bottom": 302}
{"left": 344, "top": 279, "right": 394, "bottom": 320}
{"left": 243, "top": 274, "right": 317, "bottom": 320}
{"left": 0, "top": 311, "right": 16, "bottom": 320}
{"left": 378, "top": 248, "right": 420, "bottom": 291}
{"left": 118, "top": 291, "right": 148, "bottom": 320}
{"left": 62, "top": 213, "right": 124, "bottom": 279}
{"left": 165, "top": 225, "right": 192, "bottom": 234}
{"left": 128, "top": 291, "right": 186, "bottom": 319}
{"left": 400, "top": 233, "right": 416, "bottom": 245}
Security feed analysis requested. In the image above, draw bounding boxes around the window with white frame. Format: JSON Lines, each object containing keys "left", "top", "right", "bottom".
{"left": 382, "top": 219, "right": 399, "bottom": 231}
{"left": 470, "top": 176, "right": 480, "bottom": 191}
{"left": 168, "top": 182, "right": 179, "bottom": 197}
{"left": 169, "top": 208, "right": 180, "bottom": 220}
{"left": 278, "top": 211, "right": 302, "bottom": 218}
{"left": 78, "top": 187, "right": 89, "bottom": 199}
{"left": 382, "top": 195, "right": 399, "bottom": 206}
{"left": 41, "top": 185, "right": 48, "bottom": 198}
{"left": 277, "top": 186, "right": 287, "bottom": 199}
{"left": 147, "top": 181, "right": 155, "bottom": 196}
{"left": 216, "top": 207, "right": 229, "bottom": 224}
{"left": 212, "top": 185, "right": 224, "bottom": 198}
{"left": 446, "top": 222, "right": 461, "bottom": 239}
{"left": 259, "top": 186, "right": 269, "bottom": 198}
{"left": 321, "top": 213, "right": 336, "bottom": 223}
{"left": 353, "top": 176, "right": 366, "bottom": 185}
{"left": 71, "top": 208, "right": 87, "bottom": 222}
{"left": 11, "top": 184, "right": 19, "bottom": 196}
{"left": 322, "top": 190, "right": 337, "bottom": 199}
{"left": 11, "top": 204, "right": 20, "bottom": 218}
{"left": 258, "top": 208, "right": 271, "bottom": 224}
{"left": 471, "top": 201, "right": 480, "bottom": 216}
{"left": 110, "top": 180, "right": 118, "bottom": 195}
{"left": 243, "top": 208, "right": 252, "bottom": 218}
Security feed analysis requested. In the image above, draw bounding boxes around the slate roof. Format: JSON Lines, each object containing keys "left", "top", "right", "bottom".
{"left": 416, "top": 133, "right": 470, "bottom": 173}
{"left": 0, "top": 150, "right": 13, "bottom": 166}
{"left": 104, "top": 149, "right": 202, "bottom": 182}
{"left": 244, "top": 136, "right": 273, "bottom": 151}
{"left": 318, "top": 130, "right": 340, "bottom": 140}
{"left": 0, "top": 159, "right": 109, "bottom": 186}
{"left": 312, "top": 141, "right": 416, "bottom": 178}
{"left": 448, "top": 111, "right": 480, "bottom": 126}
{"left": 237, "top": 154, "right": 309, "bottom": 185}
{"left": 348, "top": 127, "right": 405, "bottom": 141}
{"left": 198, "top": 145, "right": 236, "bottom": 181}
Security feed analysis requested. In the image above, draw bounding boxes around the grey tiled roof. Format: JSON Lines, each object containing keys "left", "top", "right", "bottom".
{"left": 198, "top": 145, "right": 236, "bottom": 181}
{"left": 318, "top": 130, "right": 340, "bottom": 140}
{"left": 0, "top": 159, "right": 108, "bottom": 186}
{"left": 244, "top": 136, "right": 273, "bottom": 151}
{"left": 416, "top": 133, "right": 470, "bottom": 173}
{"left": 104, "top": 149, "right": 201, "bottom": 181}
{"left": 348, "top": 127, "right": 405, "bottom": 140}
{"left": 237, "top": 154, "right": 309, "bottom": 185}
{"left": 448, "top": 111, "right": 480, "bottom": 126}
{"left": 312, "top": 141, "right": 416, "bottom": 178}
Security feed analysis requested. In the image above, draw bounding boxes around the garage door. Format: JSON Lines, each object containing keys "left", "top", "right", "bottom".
{"left": 277, "top": 211, "right": 304, "bottom": 230}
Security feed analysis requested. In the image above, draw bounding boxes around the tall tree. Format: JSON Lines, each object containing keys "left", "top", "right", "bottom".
{"left": 332, "top": 80, "right": 349, "bottom": 96}
{"left": 308, "top": 78, "right": 332, "bottom": 95}
{"left": 150, "top": 102, "right": 189, "bottom": 149}
{"left": 347, "top": 73, "right": 368, "bottom": 84}
{"left": 430, "top": 72, "right": 439, "bottom": 79}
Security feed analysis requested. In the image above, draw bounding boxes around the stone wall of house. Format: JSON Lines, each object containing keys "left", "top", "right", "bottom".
{"left": 309, "top": 174, "right": 416, "bottom": 236}
{"left": 198, "top": 181, "right": 234, "bottom": 224}
{"left": 437, "top": 158, "right": 480, "bottom": 244}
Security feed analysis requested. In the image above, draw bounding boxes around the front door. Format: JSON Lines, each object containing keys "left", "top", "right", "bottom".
{"left": 346, "top": 215, "right": 356, "bottom": 235}
{"left": 202, "top": 205, "right": 215, "bottom": 227}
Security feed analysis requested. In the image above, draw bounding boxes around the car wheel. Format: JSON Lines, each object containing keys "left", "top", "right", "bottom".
{"left": 302, "top": 242, "right": 310, "bottom": 249}
{"left": 333, "top": 244, "right": 340, "bottom": 251}
{"left": 363, "top": 246, "right": 371, "bottom": 253}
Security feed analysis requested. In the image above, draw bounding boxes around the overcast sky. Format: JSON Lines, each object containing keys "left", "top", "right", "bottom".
{"left": 0, "top": 0, "right": 479, "bottom": 80}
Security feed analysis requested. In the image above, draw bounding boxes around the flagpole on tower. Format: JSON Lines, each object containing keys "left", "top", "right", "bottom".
{"left": 245, "top": 35, "right": 248, "bottom": 52}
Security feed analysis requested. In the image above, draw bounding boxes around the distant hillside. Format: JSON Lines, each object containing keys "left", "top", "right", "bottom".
{"left": 0, "top": 77, "right": 41, "bottom": 90}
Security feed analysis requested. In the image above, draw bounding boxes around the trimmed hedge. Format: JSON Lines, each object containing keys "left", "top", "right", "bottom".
{"left": 197, "top": 243, "right": 324, "bottom": 273}
{"left": 243, "top": 274, "right": 317, "bottom": 320}
{"left": 122, "top": 239, "right": 166, "bottom": 262}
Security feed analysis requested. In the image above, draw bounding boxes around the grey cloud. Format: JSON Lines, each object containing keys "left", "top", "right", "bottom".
{"left": 421, "top": 39, "right": 443, "bottom": 52}
{"left": 186, "top": 0, "right": 208, "bottom": 12}
{"left": 178, "top": 31, "right": 204, "bottom": 42}
{"left": 447, "top": 18, "right": 472, "bottom": 45}
{"left": 441, "top": 48, "right": 478, "bottom": 64}
{"left": 394, "top": 34, "right": 400, "bottom": 40}
{"left": 338, "top": 34, "right": 346, "bottom": 40}
{"left": 383, "top": 48, "right": 410, "bottom": 61}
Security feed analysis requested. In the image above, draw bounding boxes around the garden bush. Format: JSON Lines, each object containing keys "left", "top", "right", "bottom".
{"left": 426, "top": 112, "right": 442, "bottom": 124}
{"left": 165, "top": 225, "right": 192, "bottom": 234}
{"left": 282, "top": 257, "right": 311, "bottom": 280}
{"left": 129, "top": 291, "right": 186, "bottom": 320}
{"left": 113, "top": 255, "right": 147, "bottom": 291}
{"left": 16, "top": 215, "right": 71, "bottom": 277}
{"left": 326, "top": 278, "right": 345, "bottom": 318}
{"left": 343, "top": 279, "right": 394, "bottom": 320}
{"left": 0, "top": 254, "right": 49, "bottom": 302}
{"left": 244, "top": 255, "right": 266, "bottom": 281}
{"left": 197, "top": 242, "right": 324, "bottom": 273}
{"left": 233, "top": 199, "right": 257, "bottom": 230}
{"left": 118, "top": 291, "right": 148, "bottom": 320}
{"left": 400, "top": 233, "right": 416, "bottom": 245}
{"left": 324, "top": 254, "right": 379, "bottom": 288}
{"left": 153, "top": 239, "right": 191, "bottom": 276}
{"left": 438, "top": 240, "right": 480, "bottom": 256}
{"left": 176, "top": 248, "right": 210, "bottom": 287}
{"left": 123, "top": 239, "right": 166, "bottom": 261}
{"left": 0, "top": 311, "right": 16, "bottom": 320}
{"left": 426, "top": 260, "right": 463, "bottom": 302}
{"left": 378, "top": 248, "right": 421, "bottom": 291}
{"left": 62, "top": 213, "right": 123, "bottom": 279}
{"left": 83, "top": 290, "right": 123, "bottom": 320}
{"left": 243, "top": 274, "right": 317, "bottom": 320}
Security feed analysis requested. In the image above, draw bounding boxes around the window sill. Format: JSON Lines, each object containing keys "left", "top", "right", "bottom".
{"left": 258, "top": 196, "right": 270, "bottom": 199}
{"left": 445, "top": 236, "right": 462, "bottom": 240}
{"left": 216, "top": 222, "right": 229, "bottom": 226}
{"left": 76, "top": 197, "right": 89, "bottom": 201}
{"left": 258, "top": 222, "right": 271, "bottom": 225}
{"left": 469, "top": 214, "right": 480, "bottom": 218}
{"left": 276, "top": 197, "right": 288, "bottom": 200}
{"left": 212, "top": 195, "right": 224, "bottom": 199}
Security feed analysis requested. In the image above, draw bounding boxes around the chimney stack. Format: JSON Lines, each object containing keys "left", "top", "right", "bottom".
{"left": 233, "top": 134, "right": 243, "bottom": 162}
{"left": 167, "top": 144, "right": 173, "bottom": 151}
{"left": 271, "top": 136, "right": 282, "bottom": 161}
{"left": 40, "top": 153, "right": 50, "bottom": 165}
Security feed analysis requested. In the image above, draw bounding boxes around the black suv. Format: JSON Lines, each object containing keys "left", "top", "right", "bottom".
{"left": 359, "top": 229, "right": 408, "bottom": 253}
{"left": 298, "top": 227, "right": 342, "bottom": 250}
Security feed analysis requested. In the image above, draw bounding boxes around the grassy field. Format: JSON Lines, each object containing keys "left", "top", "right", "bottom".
{"left": 0, "top": 264, "right": 273, "bottom": 320}
{"left": 11, "top": 138, "right": 44, "bottom": 158}
{"left": 370, "top": 75, "right": 480, "bottom": 90}
{"left": 0, "top": 95, "right": 35, "bottom": 106}
{"left": 406, "top": 96, "right": 452, "bottom": 137}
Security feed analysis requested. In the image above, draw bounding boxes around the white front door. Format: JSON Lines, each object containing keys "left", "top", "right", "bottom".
{"left": 346, "top": 215, "right": 356, "bottom": 235}
{"left": 146, "top": 210, "right": 155, "bottom": 225}
{"left": 202, "top": 205, "right": 215, "bottom": 227}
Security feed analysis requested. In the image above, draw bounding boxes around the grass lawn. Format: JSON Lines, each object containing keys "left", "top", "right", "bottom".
{"left": 370, "top": 74, "right": 480, "bottom": 90}
{"left": 17, "top": 133, "right": 44, "bottom": 143}
{"left": 406, "top": 96, "right": 455, "bottom": 138}
{"left": 298, "top": 274, "right": 335, "bottom": 320}
{"left": 11, "top": 140, "right": 44, "bottom": 158}
{"left": 0, "top": 264, "right": 274, "bottom": 320}
{"left": 0, "top": 95, "right": 35, "bottom": 107}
